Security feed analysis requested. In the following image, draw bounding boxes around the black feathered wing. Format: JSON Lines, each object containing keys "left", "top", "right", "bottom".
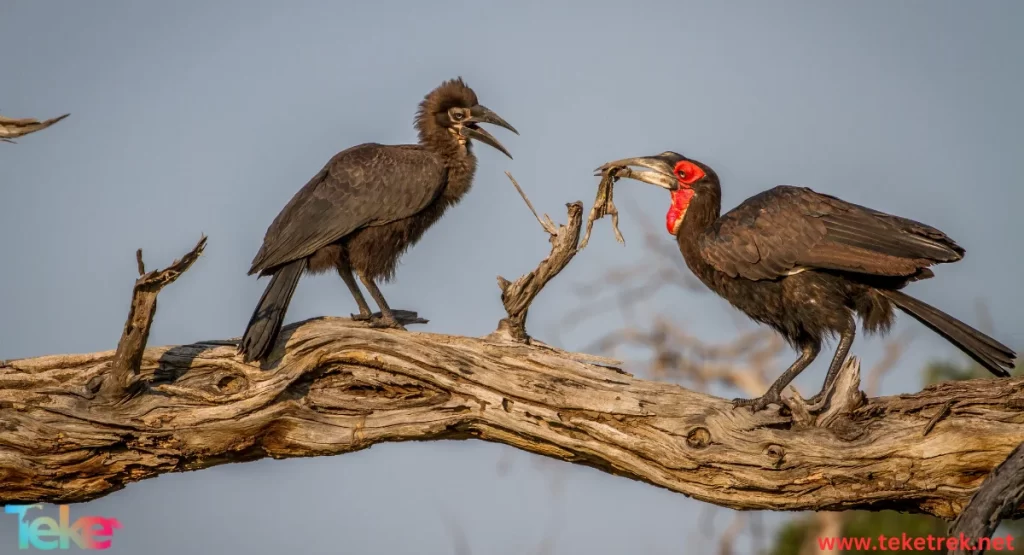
{"left": 697, "top": 185, "right": 965, "bottom": 281}
{"left": 248, "top": 143, "right": 448, "bottom": 275}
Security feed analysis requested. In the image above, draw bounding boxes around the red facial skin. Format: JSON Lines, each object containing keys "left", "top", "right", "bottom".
{"left": 665, "top": 160, "right": 705, "bottom": 234}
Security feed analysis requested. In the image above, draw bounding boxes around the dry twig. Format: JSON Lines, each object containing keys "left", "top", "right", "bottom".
{"left": 492, "top": 173, "right": 583, "bottom": 342}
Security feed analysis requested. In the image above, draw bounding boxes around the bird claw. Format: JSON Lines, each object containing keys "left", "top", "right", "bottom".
{"left": 732, "top": 391, "right": 783, "bottom": 413}
{"left": 368, "top": 315, "right": 407, "bottom": 331}
{"left": 350, "top": 310, "right": 422, "bottom": 330}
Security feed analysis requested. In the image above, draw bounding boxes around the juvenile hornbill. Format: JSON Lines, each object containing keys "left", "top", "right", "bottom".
{"left": 597, "top": 151, "right": 1016, "bottom": 411}
{"left": 239, "top": 78, "right": 517, "bottom": 363}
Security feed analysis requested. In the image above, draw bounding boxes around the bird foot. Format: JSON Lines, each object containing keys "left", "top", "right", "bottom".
{"left": 732, "top": 390, "right": 784, "bottom": 413}
{"left": 368, "top": 315, "right": 407, "bottom": 330}
{"left": 350, "top": 310, "right": 428, "bottom": 328}
{"left": 352, "top": 311, "right": 406, "bottom": 330}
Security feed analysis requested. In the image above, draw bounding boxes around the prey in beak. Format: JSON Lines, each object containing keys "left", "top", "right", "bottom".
{"left": 594, "top": 152, "right": 686, "bottom": 190}
{"left": 459, "top": 105, "right": 519, "bottom": 159}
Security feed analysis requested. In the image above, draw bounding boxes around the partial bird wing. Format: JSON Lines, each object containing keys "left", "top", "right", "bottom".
{"left": 697, "top": 185, "right": 964, "bottom": 281}
{"left": 248, "top": 143, "right": 447, "bottom": 275}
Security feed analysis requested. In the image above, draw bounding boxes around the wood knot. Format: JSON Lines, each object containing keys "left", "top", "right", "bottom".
{"left": 86, "top": 375, "right": 105, "bottom": 394}
{"left": 686, "top": 427, "right": 711, "bottom": 449}
{"left": 216, "top": 374, "right": 245, "bottom": 394}
{"left": 764, "top": 444, "right": 785, "bottom": 468}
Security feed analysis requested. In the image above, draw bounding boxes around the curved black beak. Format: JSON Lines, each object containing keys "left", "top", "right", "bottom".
{"left": 461, "top": 105, "right": 518, "bottom": 159}
{"left": 594, "top": 154, "right": 680, "bottom": 190}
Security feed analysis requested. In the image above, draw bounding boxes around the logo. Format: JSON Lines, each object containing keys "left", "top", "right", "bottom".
{"left": 4, "top": 505, "right": 122, "bottom": 550}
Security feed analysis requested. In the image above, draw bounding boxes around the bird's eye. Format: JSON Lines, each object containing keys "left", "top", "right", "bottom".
{"left": 677, "top": 170, "right": 686, "bottom": 178}
{"left": 450, "top": 110, "right": 465, "bottom": 122}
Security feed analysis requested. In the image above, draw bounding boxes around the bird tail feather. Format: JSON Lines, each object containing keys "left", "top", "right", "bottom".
{"left": 239, "top": 259, "right": 306, "bottom": 363}
{"left": 881, "top": 289, "right": 1015, "bottom": 377}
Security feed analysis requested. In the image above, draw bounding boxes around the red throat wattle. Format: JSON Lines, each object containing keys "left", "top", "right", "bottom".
{"left": 665, "top": 188, "right": 695, "bottom": 234}
{"left": 665, "top": 160, "right": 705, "bottom": 234}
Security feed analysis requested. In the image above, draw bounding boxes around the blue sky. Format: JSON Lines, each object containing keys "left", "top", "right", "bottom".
{"left": 2, "top": 1, "right": 1022, "bottom": 553}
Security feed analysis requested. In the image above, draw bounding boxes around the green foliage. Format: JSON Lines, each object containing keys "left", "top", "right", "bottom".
{"left": 768, "top": 517, "right": 808, "bottom": 555}
{"left": 842, "top": 512, "right": 948, "bottom": 554}
{"left": 768, "top": 511, "right": 948, "bottom": 555}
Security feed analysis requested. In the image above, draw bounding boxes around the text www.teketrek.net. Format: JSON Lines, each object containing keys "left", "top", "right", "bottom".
{"left": 817, "top": 533, "right": 1016, "bottom": 552}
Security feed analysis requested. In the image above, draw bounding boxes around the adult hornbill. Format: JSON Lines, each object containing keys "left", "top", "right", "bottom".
{"left": 239, "top": 78, "right": 517, "bottom": 363}
{"left": 597, "top": 151, "right": 1016, "bottom": 411}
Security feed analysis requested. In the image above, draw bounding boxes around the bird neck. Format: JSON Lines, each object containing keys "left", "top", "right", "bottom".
{"left": 675, "top": 188, "right": 722, "bottom": 280}
{"left": 418, "top": 130, "right": 479, "bottom": 202}
{"left": 442, "top": 148, "right": 478, "bottom": 203}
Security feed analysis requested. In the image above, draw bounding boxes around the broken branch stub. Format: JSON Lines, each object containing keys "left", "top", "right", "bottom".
{"left": 493, "top": 173, "right": 583, "bottom": 342}
{"left": 102, "top": 235, "right": 208, "bottom": 396}
{"left": 0, "top": 113, "right": 70, "bottom": 143}
{"left": 784, "top": 356, "right": 867, "bottom": 429}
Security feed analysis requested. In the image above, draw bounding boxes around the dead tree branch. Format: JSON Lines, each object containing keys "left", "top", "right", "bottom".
{"left": 0, "top": 192, "right": 1018, "bottom": 532}
{"left": 492, "top": 173, "right": 583, "bottom": 342}
{"left": 0, "top": 113, "right": 69, "bottom": 143}
{"left": 0, "top": 313, "right": 1023, "bottom": 514}
{"left": 102, "top": 236, "right": 208, "bottom": 395}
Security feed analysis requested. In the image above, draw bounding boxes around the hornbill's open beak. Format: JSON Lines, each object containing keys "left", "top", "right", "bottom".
{"left": 461, "top": 105, "right": 518, "bottom": 159}
{"left": 594, "top": 153, "right": 682, "bottom": 190}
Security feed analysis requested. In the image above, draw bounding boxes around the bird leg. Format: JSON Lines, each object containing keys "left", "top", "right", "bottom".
{"left": 734, "top": 343, "right": 820, "bottom": 412}
{"left": 356, "top": 271, "right": 407, "bottom": 330}
{"left": 807, "top": 323, "right": 856, "bottom": 406}
{"left": 336, "top": 263, "right": 373, "bottom": 321}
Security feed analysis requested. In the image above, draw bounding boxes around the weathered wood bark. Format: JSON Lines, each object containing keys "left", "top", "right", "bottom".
{"left": 1, "top": 320, "right": 1023, "bottom": 516}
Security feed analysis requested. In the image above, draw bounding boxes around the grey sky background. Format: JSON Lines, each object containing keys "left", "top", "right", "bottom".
{"left": 2, "top": 1, "right": 1022, "bottom": 553}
